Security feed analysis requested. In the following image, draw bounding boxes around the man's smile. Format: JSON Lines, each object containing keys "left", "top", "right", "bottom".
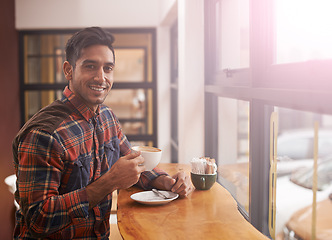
{"left": 89, "top": 85, "right": 107, "bottom": 92}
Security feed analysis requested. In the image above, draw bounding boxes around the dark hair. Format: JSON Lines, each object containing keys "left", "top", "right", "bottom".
{"left": 65, "top": 27, "right": 115, "bottom": 68}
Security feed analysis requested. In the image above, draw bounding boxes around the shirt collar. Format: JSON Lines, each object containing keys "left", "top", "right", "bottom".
{"left": 63, "top": 86, "right": 100, "bottom": 122}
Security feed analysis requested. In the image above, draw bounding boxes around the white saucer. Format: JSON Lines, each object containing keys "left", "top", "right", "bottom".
{"left": 130, "top": 190, "right": 179, "bottom": 205}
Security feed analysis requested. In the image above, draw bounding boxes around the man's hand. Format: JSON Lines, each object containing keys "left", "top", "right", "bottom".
{"left": 86, "top": 151, "right": 145, "bottom": 209}
{"left": 151, "top": 171, "right": 193, "bottom": 197}
{"left": 106, "top": 151, "right": 146, "bottom": 190}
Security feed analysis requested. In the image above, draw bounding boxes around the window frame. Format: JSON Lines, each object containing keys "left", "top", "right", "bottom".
{"left": 170, "top": 20, "right": 179, "bottom": 163}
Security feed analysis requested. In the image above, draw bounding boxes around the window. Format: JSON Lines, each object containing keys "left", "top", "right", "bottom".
{"left": 205, "top": 0, "right": 332, "bottom": 238}
{"left": 205, "top": 0, "right": 250, "bottom": 86}
{"left": 19, "top": 29, "right": 158, "bottom": 147}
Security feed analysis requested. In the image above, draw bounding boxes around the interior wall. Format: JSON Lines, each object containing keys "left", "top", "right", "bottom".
{"left": 15, "top": 0, "right": 161, "bottom": 29}
{"left": 157, "top": 27, "right": 171, "bottom": 163}
{"left": 159, "top": 0, "right": 178, "bottom": 25}
{"left": 177, "top": 0, "right": 205, "bottom": 163}
{"left": 0, "top": 0, "right": 20, "bottom": 239}
{"left": 156, "top": 1, "right": 178, "bottom": 163}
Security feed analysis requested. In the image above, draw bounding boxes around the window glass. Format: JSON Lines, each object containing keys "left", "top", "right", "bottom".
{"left": 25, "top": 90, "right": 63, "bottom": 121}
{"left": 218, "top": 97, "right": 250, "bottom": 212}
{"left": 113, "top": 33, "right": 153, "bottom": 83}
{"left": 275, "top": 0, "right": 332, "bottom": 63}
{"left": 273, "top": 107, "right": 332, "bottom": 239}
{"left": 219, "top": 0, "right": 250, "bottom": 70}
{"left": 114, "top": 48, "right": 146, "bottom": 82}
{"left": 104, "top": 89, "right": 152, "bottom": 135}
{"left": 24, "top": 33, "right": 153, "bottom": 84}
{"left": 24, "top": 34, "right": 70, "bottom": 84}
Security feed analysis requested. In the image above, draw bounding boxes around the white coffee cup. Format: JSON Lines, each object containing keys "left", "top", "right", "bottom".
{"left": 131, "top": 146, "right": 162, "bottom": 171}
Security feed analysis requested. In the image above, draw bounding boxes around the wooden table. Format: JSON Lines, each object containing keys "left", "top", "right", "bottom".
{"left": 116, "top": 163, "right": 269, "bottom": 240}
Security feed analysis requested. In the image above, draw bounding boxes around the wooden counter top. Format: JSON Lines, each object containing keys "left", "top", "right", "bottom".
{"left": 116, "top": 163, "right": 269, "bottom": 240}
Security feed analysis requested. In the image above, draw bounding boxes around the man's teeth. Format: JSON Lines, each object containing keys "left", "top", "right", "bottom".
{"left": 90, "top": 86, "right": 104, "bottom": 91}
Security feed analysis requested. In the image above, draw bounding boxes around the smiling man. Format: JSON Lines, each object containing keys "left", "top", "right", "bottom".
{"left": 64, "top": 44, "right": 115, "bottom": 111}
{"left": 12, "top": 27, "right": 191, "bottom": 239}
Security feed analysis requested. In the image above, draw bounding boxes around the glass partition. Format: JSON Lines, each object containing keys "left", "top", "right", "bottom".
{"left": 218, "top": 0, "right": 250, "bottom": 70}
{"left": 218, "top": 97, "right": 250, "bottom": 212}
{"left": 25, "top": 90, "right": 63, "bottom": 120}
{"left": 272, "top": 107, "right": 332, "bottom": 239}
{"left": 104, "top": 89, "right": 152, "bottom": 135}
{"left": 24, "top": 34, "right": 70, "bottom": 84}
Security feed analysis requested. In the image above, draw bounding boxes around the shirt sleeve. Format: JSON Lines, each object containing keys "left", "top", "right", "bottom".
{"left": 16, "top": 129, "right": 89, "bottom": 237}
{"left": 136, "top": 168, "right": 168, "bottom": 190}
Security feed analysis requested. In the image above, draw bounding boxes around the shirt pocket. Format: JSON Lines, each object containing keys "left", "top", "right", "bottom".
{"left": 104, "top": 138, "right": 120, "bottom": 168}
{"left": 65, "top": 154, "right": 92, "bottom": 192}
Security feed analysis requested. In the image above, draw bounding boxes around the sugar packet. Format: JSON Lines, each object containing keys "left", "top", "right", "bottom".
{"left": 190, "top": 157, "right": 217, "bottom": 174}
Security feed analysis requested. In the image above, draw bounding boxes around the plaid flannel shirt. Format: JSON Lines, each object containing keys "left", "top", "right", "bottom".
{"left": 13, "top": 86, "right": 166, "bottom": 239}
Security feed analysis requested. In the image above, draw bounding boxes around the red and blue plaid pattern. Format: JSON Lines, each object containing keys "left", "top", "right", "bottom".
{"left": 13, "top": 86, "right": 166, "bottom": 239}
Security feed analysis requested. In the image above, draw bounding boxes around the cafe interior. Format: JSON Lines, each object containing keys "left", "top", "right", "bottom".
{"left": 1, "top": 0, "right": 332, "bottom": 239}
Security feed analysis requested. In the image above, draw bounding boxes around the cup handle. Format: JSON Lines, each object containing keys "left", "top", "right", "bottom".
{"left": 213, "top": 163, "right": 217, "bottom": 174}
{"left": 201, "top": 176, "right": 205, "bottom": 189}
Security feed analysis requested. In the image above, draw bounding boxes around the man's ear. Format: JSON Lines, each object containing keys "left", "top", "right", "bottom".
{"left": 63, "top": 61, "right": 73, "bottom": 80}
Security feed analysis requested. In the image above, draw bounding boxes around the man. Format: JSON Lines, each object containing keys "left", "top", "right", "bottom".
{"left": 13, "top": 27, "right": 191, "bottom": 239}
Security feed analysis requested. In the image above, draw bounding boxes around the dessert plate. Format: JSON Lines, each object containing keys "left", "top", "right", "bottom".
{"left": 130, "top": 190, "right": 179, "bottom": 205}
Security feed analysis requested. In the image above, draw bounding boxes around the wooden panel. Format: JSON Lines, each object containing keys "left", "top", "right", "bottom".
{"left": 0, "top": 0, "right": 20, "bottom": 239}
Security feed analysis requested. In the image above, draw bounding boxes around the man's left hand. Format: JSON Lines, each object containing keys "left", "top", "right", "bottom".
{"left": 152, "top": 172, "right": 193, "bottom": 197}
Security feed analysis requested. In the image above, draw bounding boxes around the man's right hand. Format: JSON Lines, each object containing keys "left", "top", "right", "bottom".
{"left": 106, "top": 151, "right": 146, "bottom": 190}
{"left": 86, "top": 151, "right": 145, "bottom": 209}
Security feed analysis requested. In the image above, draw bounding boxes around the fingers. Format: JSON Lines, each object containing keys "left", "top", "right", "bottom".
{"left": 169, "top": 172, "right": 193, "bottom": 197}
{"left": 122, "top": 151, "right": 145, "bottom": 170}
{"left": 170, "top": 172, "right": 185, "bottom": 191}
{"left": 125, "top": 150, "right": 141, "bottom": 159}
{"left": 127, "top": 150, "right": 146, "bottom": 170}
{"left": 107, "top": 152, "right": 146, "bottom": 190}
{"left": 136, "top": 155, "right": 145, "bottom": 166}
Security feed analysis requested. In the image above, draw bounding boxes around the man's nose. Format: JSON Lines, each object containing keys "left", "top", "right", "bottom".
{"left": 94, "top": 67, "right": 105, "bottom": 82}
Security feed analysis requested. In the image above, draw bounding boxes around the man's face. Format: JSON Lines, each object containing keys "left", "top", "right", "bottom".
{"left": 64, "top": 45, "right": 115, "bottom": 112}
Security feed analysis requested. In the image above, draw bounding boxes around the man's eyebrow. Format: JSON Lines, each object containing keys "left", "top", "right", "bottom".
{"left": 82, "top": 59, "right": 114, "bottom": 66}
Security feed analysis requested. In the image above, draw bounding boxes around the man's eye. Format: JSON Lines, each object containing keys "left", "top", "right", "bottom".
{"left": 86, "top": 65, "right": 95, "bottom": 69}
{"left": 104, "top": 66, "right": 114, "bottom": 72}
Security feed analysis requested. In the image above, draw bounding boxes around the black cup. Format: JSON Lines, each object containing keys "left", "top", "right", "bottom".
{"left": 190, "top": 172, "right": 217, "bottom": 190}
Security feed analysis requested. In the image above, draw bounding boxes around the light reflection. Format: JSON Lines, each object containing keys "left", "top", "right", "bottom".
{"left": 276, "top": 0, "right": 332, "bottom": 63}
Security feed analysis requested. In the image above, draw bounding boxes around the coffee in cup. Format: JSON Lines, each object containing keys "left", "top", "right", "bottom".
{"left": 131, "top": 146, "right": 162, "bottom": 171}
